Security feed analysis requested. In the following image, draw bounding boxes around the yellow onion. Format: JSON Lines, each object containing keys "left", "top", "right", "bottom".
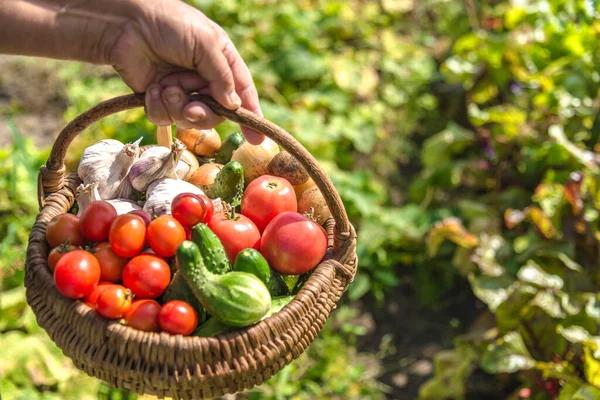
{"left": 188, "top": 163, "right": 224, "bottom": 197}
{"left": 176, "top": 127, "right": 221, "bottom": 156}
{"left": 294, "top": 177, "right": 316, "bottom": 198}
{"left": 231, "top": 137, "right": 280, "bottom": 184}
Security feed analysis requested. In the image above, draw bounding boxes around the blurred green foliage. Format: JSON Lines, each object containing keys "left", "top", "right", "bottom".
{"left": 2, "top": 0, "right": 600, "bottom": 398}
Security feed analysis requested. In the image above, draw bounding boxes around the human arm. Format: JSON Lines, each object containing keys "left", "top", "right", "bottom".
{"left": 0, "top": 0, "right": 264, "bottom": 143}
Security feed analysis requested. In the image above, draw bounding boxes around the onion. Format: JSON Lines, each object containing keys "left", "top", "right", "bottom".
{"left": 231, "top": 137, "right": 280, "bottom": 184}
{"left": 188, "top": 163, "right": 224, "bottom": 197}
{"left": 176, "top": 127, "right": 221, "bottom": 156}
{"left": 176, "top": 149, "right": 200, "bottom": 180}
{"left": 294, "top": 177, "right": 316, "bottom": 198}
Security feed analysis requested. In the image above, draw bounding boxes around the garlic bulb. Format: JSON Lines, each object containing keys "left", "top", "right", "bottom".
{"left": 176, "top": 148, "right": 200, "bottom": 181}
{"left": 106, "top": 199, "right": 142, "bottom": 215}
{"left": 75, "top": 182, "right": 101, "bottom": 216}
{"left": 129, "top": 141, "right": 185, "bottom": 192}
{"left": 77, "top": 138, "right": 141, "bottom": 200}
{"left": 143, "top": 178, "right": 205, "bottom": 216}
{"left": 76, "top": 182, "right": 142, "bottom": 216}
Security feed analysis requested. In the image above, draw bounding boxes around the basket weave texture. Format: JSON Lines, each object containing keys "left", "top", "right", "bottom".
{"left": 25, "top": 94, "right": 357, "bottom": 399}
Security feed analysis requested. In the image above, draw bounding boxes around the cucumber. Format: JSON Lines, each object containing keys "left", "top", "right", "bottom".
{"left": 191, "top": 223, "right": 231, "bottom": 275}
{"left": 193, "top": 295, "right": 294, "bottom": 337}
{"left": 211, "top": 161, "right": 245, "bottom": 207}
{"left": 161, "top": 271, "right": 207, "bottom": 323}
{"left": 293, "top": 271, "right": 313, "bottom": 294}
{"left": 233, "top": 248, "right": 270, "bottom": 284}
{"left": 216, "top": 132, "right": 246, "bottom": 164}
{"left": 234, "top": 248, "right": 290, "bottom": 296}
{"left": 177, "top": 241, "right": 271, "bottom": 327}
{"left": 268, "top": 271, "right": 290, "bottom": 296}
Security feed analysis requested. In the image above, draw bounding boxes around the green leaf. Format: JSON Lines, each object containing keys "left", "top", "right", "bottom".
{"left": 558, "top": 325, "right": 591, "bottom": 344}
{"left": 421, "top": 123, "right": 476, "bottom": 169}
{"left": 481, "top": 331, "right": 536, "bottom": 374}
{"left": 469, "top": 273, "right": 516, "bottom": 312}
{"left": 517, "top": 260, "right": 563, "bottom": 290}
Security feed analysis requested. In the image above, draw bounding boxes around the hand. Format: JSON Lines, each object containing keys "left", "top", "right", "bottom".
{"left": 109, "top": 0, "right": 264, "bottom": 144}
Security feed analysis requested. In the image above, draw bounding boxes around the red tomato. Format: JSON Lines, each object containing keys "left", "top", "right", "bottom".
{"left": 261, "top": 212, "right": 327, "bottom": 275}
{"left": 83, "top": 281, "right": 113, "bottom": 310}
{"left": 241, "top": 175, "right": 297, "bottom": 232}
{"left": 147, "top": 215, "right": 186, "bottom": 257}
{"left": 53, "top": 250, "right": 101, "bottom": 298}
{"left": 202, "top": 197, "right": 215, "bottom": 223}
{"left": 96, "top": 284, "right": 133, "bottom": 319}
{"left": 129, "top": 210, "right": 152, "bottom": 226}
{"left": 209, "top": 212, "right": 261, "bottom": 263}
{"left": 124, "top": 299, "right": 161, "bottom": 332}
{"left": 122, "top": 254, "right": 171, "bottom": 298}
{"left": 109, "top": 214, "right": 147, "bottom": 258}
{"left": 46, "top": 213, "right": 84, "bottom": 248}
{"left": 171, "top": 193, "right": 209, "bottom": 227}
{"left": 48, "top": 243, "right": 76, "bottom": 272}
{"left": 158, "top": 300, "right": 198, "bottom": 336}
{"left": 93, "top": 242, "right": 128, "bottom": 283}
{"left": 80, "top": 201, "right": 118, "bottom": 242}
{"left": 184, "top": 227, "right": 192, "bottom": 241}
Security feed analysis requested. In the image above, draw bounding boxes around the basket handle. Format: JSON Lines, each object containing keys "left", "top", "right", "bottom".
{"left": 38, "top": 93, "right": 352, "bottom": 248}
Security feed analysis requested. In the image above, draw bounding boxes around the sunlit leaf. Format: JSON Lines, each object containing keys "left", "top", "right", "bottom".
{"left": 427, "top": 217, "right": 479, "bottom": 257}
{"left": 525, "top": 207, "right": 557, "bottom": 239}
{"left": 505, "top": 208, "right": 526, "bottom": 229}
{"left": 469, "top": 273, "right": 516, "bottom": 312}
{"left": 481, "top": 331, "right": 536, "bottom": 374}
{"left": 517, "top": 260, "right": 563, "bottom": 290}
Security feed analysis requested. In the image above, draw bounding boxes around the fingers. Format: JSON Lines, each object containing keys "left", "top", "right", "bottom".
{"left": 145, "top": 85, "right": 171, "bottom": 126}
{"left": 215, "top": 27, "right": 264, "bottom": 144}
{"left": 183, "top": 101, "right": 225, "bottom": 129}
{"left": 193, "top": 26, "right": 242, "bottom": 110}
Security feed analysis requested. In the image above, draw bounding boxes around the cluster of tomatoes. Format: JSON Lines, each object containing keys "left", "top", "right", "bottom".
{"left": 46, "top": 193, "right": 213, "bottom": 335}
{"left": 45, "top": 174, "right": 328, "bottom": 336}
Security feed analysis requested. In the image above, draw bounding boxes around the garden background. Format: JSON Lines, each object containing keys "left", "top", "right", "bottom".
{"left": 2, "top": 0, "right": 600, "bottom": 399}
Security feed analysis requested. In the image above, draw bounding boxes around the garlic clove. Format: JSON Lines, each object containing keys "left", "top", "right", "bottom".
{"left": 106, "top": 198, "right": 143, "bottom": 215}
{"left": 75, "top": 182, "right": 102, "bottom": 216}
{"left": 176, "top": 148, "right": 200, "bottom": 181}
{"left": 143, "top": 178, "right": 205, "bottom": 216}
{"left": 129, "top": 141, "right": 185, "bottom": 192}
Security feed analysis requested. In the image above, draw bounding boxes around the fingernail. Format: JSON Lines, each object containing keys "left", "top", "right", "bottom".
{"left": 150, "top": 87, "right": 161, "bottom": 100}
{"left": 166, "top": 92, "right": 180, "bottom": 104}
{"left": 228, "top": 92, "right": 242, "bottom": 108}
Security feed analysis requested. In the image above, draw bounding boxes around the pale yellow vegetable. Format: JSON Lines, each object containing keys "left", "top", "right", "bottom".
{"left": 230, "top": 137, "right": 279, "bottom": 183}
{"left": 176, "top": 149, "right": 200, "bottom": 180}
{"left": 293, "top": 177, "right": 316, "bottom": 198}
{"left": 298, "top": 187, "right": 331, "bottom": 225}
{"left": 188, "top": 163, "right": 224, "bottom": 197}
{"left": 176, "top": 127, "right": 221, "bottom": 156}
{"left": 267, "top": 151, "right": 309, "bottom": 186}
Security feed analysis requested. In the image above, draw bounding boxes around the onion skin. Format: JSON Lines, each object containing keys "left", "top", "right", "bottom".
{"left": 267, "top": 151, "right": 309, "bottom": 186}
{"left": 176, "top": 127, "right": 221, "bottom": 156}
{"left": 293, "top": 178, "right": 316, "bottom": 198}
{"left": 230, "top": 138, "right": 280, "bottom": 184}
{"left": 298, "top": 187, "right": 331, "bottom": 225}
{"left": 188, "top": 163, "right": 224, "bottom": 197}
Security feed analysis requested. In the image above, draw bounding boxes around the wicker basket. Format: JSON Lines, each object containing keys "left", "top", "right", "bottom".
{"left": 25, "top": 93, "right": 357, "bottom": 399}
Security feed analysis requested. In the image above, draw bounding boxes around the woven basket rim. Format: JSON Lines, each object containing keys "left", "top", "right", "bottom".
{"left": 26, "top": 93, "right": 358, "bottom": 398}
